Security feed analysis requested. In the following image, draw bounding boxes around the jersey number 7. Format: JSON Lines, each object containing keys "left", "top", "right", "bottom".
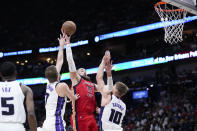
{"left": 45, "top": 93, "right": 49, "bottom": 105}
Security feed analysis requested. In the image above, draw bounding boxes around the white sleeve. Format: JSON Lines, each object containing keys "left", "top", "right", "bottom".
{"left": 66, "top": 44, "right": 77, "bottom": 72}
{"left": 107, "top": 76, "right": 113, "bottom": 91}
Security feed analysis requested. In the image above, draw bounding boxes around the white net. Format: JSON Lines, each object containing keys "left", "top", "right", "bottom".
{"left": 155, "top": 2, "right": 187, "bottom": 44}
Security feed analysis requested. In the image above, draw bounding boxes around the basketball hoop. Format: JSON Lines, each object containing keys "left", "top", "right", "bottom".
{"left": 154, "top": 1, "right": 187, "bottom": 44}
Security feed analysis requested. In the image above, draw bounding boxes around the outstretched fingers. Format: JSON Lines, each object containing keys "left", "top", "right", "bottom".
{"left": 103, "top": 50, "right": 111, "bottom": 64}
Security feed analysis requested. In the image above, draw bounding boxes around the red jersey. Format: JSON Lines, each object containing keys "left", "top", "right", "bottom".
{"left": 73, "top": 78, "right": 96, "bottom": 114}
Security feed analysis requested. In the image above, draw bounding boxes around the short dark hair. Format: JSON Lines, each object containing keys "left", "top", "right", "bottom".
{"left": 115, "top": 82, "right": 128, "bottom": 97}
{"left": 0, "top": 61, "right": 16, "bottom": 77}
{"left": 45, "top": 65, "right": 58, "bottom": 83}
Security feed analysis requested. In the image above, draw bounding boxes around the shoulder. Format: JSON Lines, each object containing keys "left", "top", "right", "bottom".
{"left": 121, "top": 100, "right": 126, "bottom": 110}
{"left": 73, "top": 78, "right": 83, "bottom": 87}
{"left": 56, "top": 82, "right": 68, "bottom": 89}
{"left": 20, "top": 83, "right": 32, "bottom": 95}
{"left": 57, "top": 82, "right": 67, "bottom": 86}
{"left": 55, "top": 82, "right": 69, "bottom": 97}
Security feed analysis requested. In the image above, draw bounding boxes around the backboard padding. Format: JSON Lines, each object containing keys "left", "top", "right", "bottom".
{"left": 163, "top": 0, "right": 197, "bottom": 14}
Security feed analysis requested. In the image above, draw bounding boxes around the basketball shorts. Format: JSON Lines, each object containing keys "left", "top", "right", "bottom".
{"left": 100, "top": 121, "right": 123, "bottom": 131}
{"left": 42, "top": 117, "right": 66, "bottom": 131}
{"left": 71, "top": 114, "right": 98, "bottom": 131}
{"left": 0, "top": 123, "right": 25, "bottom": 131}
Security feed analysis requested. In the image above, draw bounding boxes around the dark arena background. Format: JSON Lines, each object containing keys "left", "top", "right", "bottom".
{"left": 0, "top": 0, "right": 197, "bottom": 130}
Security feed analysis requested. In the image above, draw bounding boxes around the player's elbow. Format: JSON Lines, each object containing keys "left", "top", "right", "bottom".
{"left": 27, "top": 111, "right": 36, "bottom": 122}
{"left": 27, "top": 111, "right": 37, "bottom": 130}
{"left": 59, "top": 60, "right": 63, "bottom": 65}
{"left": 27, "top": 110, "right": 36, "bottom": 117}
{"left": 96, "top": 74, "right": 102, "bottom": 81}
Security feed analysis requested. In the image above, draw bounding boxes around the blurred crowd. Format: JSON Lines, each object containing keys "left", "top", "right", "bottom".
{"left": 123, "top": 67, "right": 197, "bottom": 131}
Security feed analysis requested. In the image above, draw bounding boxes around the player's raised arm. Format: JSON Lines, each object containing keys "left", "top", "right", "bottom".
{"left": 56, "top": 34, "right": 66, "bottom": 74}
{"left": 96, "top": 50, "right": 111, "bottom": 95}
{"left": 105, "top": 60, "right": 113, "bottom": 91}
{"left": 65, "top": 34, "right": 81, "bottom": 85}
{"left": 56, "top": 82, "right": 80, "bottom": 101}
{"left": 94, "top": 60, "right": 113, "bottom": 92}
{"left": 20, "top": 84, "right": 37, "bottom": 131}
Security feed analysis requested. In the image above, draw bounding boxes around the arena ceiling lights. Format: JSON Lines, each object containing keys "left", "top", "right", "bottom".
{"left": 94, "top": 16, "right": 197, "bottom": 42}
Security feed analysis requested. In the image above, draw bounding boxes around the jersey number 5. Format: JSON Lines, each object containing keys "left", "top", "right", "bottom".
{"left": 1, "top": 97, "right": 14, "bottom": 115}
{"left": 109, "top": 109, "right": 122, "bottom": 125}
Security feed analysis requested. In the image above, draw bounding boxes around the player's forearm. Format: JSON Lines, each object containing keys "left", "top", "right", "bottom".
{"left": 96, "top": 61, "right": 106, "bottom": 92}
{"left": 56, "top": 44, "right": 64, "bottom": 73}
{"left": 106, "top": 68, "right": 113, "bottom": 91}
{"left": 66, "top": 44, "right": 77, "bottom": 72}
{"left": 67, "top": 90, "right": 77, "bottom": 102}
{"left": 70, "top": 94, "right": 77, "bottom": 101}
{"left": 96, "top": 61, "right": 105, "bottom": 80}
{"left": 27, "top": 112, "right": 37, "bottom": 131}
{"left": 107, "top": 76, "right": 113, "bottom": 91}
{"left": 106, "top": 69, "right": 112, "bottom": 77}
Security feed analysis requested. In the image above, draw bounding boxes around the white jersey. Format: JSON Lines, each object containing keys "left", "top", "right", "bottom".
{"left": 99, "top": 95, "right": 126, "bottom": 131}
{"left": 0, "top": 81, "right": 26, "bottom": 123}
{"left": 37, "top": 127, "right": 44, "bottom": 131}
{"left": 43, "top": 82, "right": 67, "bottom": 131}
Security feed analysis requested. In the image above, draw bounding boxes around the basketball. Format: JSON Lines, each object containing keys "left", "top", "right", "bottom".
{"left": 61, "top": 21, "right": 76, "bottom": 36}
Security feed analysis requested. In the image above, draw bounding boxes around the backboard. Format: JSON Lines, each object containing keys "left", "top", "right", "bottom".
{"left": 162, "top": 0, "right": 197, "bottom": 14}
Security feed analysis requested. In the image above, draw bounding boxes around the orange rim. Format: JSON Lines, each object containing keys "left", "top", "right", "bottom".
{"left": 154, "top": 1, "right": 185, "bottom": 12}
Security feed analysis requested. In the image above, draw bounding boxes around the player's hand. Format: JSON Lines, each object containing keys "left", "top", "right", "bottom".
{"left": 64, "top": 34, "right": 70, "bottom": 45}
{"left": 58, "top": 34, "right": 66, "bottom": 47}
{"left": 105, "top": 60, "right": 113, "bottom": 74}
{"left": 61, "top": 29, "right": 71, "bottom": 45}
{"left": 102, "top": 50, "right": 111, "bottom": 64}
{"left": 75, "top": 94, "right": 80, "bottom": 100}
{"left": 96, "top": 107, "right": 100, "bottom": 114}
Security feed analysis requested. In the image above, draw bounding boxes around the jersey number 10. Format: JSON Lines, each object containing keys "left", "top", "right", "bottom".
{"left": 109, "top": 109, "right": 122, "bottom": 125}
